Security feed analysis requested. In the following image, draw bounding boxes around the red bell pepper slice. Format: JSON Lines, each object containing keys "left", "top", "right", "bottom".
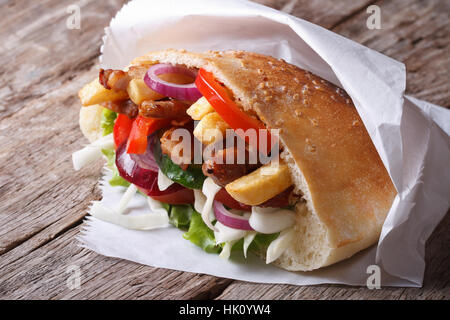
{"left": 195, "top": 68, "right": 271, "bottom": 153}
{"left": 126, "top": 116, "right": 171, "bottom": 154}
{"left": 113, "top": 114, "right": 133, "bottom": 148}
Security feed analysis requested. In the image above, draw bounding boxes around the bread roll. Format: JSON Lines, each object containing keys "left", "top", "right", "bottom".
{"left": 81, "top": 49, "right": 396, "bottom": 271}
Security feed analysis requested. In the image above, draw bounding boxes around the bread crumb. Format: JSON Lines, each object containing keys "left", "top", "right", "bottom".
{"left": 302, "top": 98, "right": 310, "bottom": 107}
{"left": 305, "top": 138, "right": 316, "bottom": 152}
{"left": 301, "top": 84, "right": 309, "bottom": 95}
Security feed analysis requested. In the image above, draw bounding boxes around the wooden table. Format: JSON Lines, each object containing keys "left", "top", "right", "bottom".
{"left": 0, "top": 0, "right": 448, "bottom": 300}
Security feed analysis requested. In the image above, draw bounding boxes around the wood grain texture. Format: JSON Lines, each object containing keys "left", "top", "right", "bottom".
{"left": 0, "top": 0, "right": 448, "bottom": 300}
{"left": 0, "top": 226, "right": 232, "bottom": 299}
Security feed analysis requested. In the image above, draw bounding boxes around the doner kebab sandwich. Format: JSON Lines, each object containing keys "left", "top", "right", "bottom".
{"left": 73, "top": 49, "right": 396, "bottom": 271}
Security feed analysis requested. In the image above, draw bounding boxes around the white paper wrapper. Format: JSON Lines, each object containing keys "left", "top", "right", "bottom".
{"left": 79, "top": 0, "right": 450, "bottom": 287}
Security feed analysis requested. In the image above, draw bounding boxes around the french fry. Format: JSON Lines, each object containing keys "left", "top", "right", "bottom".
{"left": 187, "top": 97, "right": 215, "bottom": 120}
{"left": 78, "top": 78, "right": 128, "bottom": 106}
{"left": 193, "top": 112, "right": 230, "bottom": 145}
{"left": 127, "top": 79, "right": 165, "bottom": 105}
{"left": 225, "top": 162, "right": 292, "bottom": 205}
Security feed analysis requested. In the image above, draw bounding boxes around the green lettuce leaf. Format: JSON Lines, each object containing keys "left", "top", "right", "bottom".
{"left": 101, "top": 149, "right": 130, "bottom": 188}
{"left": 101, "top": 148, "right": 115, "bottom": 167}
{"left": 101, "top": 108, "right": 117, "bottom": 136}
{"left": 183, "top": 211, "right": 221, "bottom": 253}
{"left": 108, "top": 171, "right": 131, "bottom": 187}
{"left": 251, "top": 233, "right": 279, "bottom": 251}
{"left": 169, "top": 204, "right": 193, "bottom": 230}
{"left": 229, "top": 232, "right": 279, "bottom": 254}
{"left": 163, "top": 204, "right": 218, "bottom": 252}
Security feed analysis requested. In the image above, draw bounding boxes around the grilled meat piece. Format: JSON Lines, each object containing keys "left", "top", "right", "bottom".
{"left": 258, "top": 186, "right": 294, "bottom": 208}
{"left": 101, "top": 100, "right": 138, "bottom": 119}
{"left": 140, "top": 99, "right": 191, "bottom": 119}
{"left": 202, "top": 147, "right": 260, "bottom": 187}
{"left": 99, "top": 69, "right": 130, "bottom": 91}
{"left": 160, "top": 126, "right": 195, "bottom": 170}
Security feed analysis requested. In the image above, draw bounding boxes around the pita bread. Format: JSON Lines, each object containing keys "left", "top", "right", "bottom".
{"left": 81, "top": 49, "right": 396, "bottom": 271}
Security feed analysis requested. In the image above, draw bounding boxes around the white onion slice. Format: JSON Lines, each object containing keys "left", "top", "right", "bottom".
{"left": 219, "top": 241, "right": 236, "bottom": 260}
{"left": 72, "top": 134, "right": 114, "bottom": 170}
{"left": 157, "top": 169, "right": 174, "bottom": 191}
{"left": 249, "top": 206, "right": 295, "bottom": 234}
{"left": 243, "top": 232, "right": 257, "bottom": 258}
{"left": 116, "top": 184, "right": 138, "bottom": 214}
{"left": 266, "top": 228, "right": 295, "bottom": 264}
{"left": 201, "top": 177, "right": 221, "bottom": 231}
{"left": 214, "top": 221, "right": 248, "bottom": 244}
{"left": 193, "top": 189, "right": 207, "bottom": 213}
{"left": 89, "top": 201, "right": 169, "bottom": 230}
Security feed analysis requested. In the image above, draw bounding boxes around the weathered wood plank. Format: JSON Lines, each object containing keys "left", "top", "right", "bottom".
{"left": 0, "top": 225, "right": 232, "bottom": 299}
{"left": 0, "top": 68, "right": 101, "bottom": 254}
{"left": 0, "top": 0, "right": 126, "bottom": 253}
{"left": 0, "top": 0, "right": 448, "bottom": 300}
{"left": 217, "top": 213, "right": 450, "bottom": 299}
{"left": 0, "top": 0, "right": 126, "bottom": 120}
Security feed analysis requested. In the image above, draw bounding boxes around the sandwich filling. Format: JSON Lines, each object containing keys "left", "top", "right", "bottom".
{"left": 75, "top": 62, "right": 304, "bottom": 262}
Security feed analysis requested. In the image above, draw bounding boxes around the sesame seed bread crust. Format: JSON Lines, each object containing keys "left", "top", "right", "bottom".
{"left": 112, "top": 49, "right": 396, "bottom": 271}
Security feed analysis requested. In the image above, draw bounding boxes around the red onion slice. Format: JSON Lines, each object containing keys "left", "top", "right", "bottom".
{"left": 213, "top": 201, "right": 254, "bottom": 231}
{"left": 129, "top": 137, "right": 158, "bottom": 171}
{"left": 144, "top": 63, "right": 202, "bottom": 101}
{"left": 116, "top": 141, "right": 158, "bottom": 189}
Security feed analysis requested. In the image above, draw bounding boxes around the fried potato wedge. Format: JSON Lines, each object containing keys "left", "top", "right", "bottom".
{"left": 225, "top": 162, "right": 292, "bottom": 205}
{"left": 186, "top": 97, "right": 215, "bottom": 120}
{"left": 79, "top": 78, "right": 128, "bottom": 106}
{"left": 127, "top": 79, "right": 165, "bottom": 105}
{"left": 193, "top": 112, "right": 230, "bottom": 145}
